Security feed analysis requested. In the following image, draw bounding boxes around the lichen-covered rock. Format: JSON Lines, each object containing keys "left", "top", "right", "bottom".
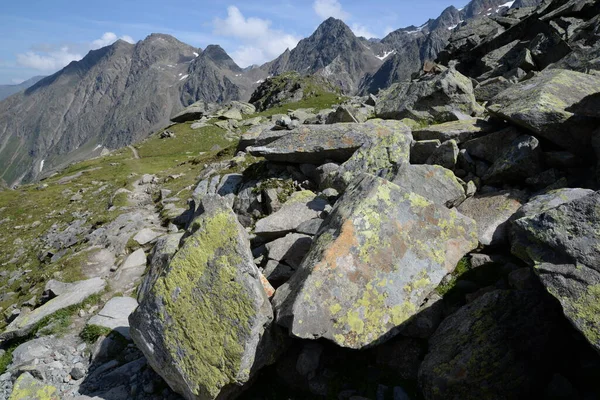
{"left": 273, "top": 174, "right": 478, "bottom": 349}
{"left": 8, "top": 372, "right": 59, "bottom": 400}
{"left": 511, "top": 191, "right": 600, "bottom": 351}
{"left": 419, "top": 290, "right": 566, "bottom": 400}
{"left": 487, "top": 69, "right": 600, "bottom": 158}
{"left": 238, "top": 124, "right": 289, "bottom": 151}
{"left": 389, "top": 163, "right": 466, "bottom": 208}
{"left": 332, "top": 122, "right": 412, "bottom": 190}
{"left": 413, "top": 119, "right": 497, "bottom": 144}
{"left": 255, "top": 191, "right": 329, "bottom": 238}
{"left": 0, "top": 277, "right": 106, "bottom": 342}
{"left": 482, "top": 135, "right": 543, "bottom": 184}
{"left": 376, "top": 67, "right": 484, "bottom": 123}
{"left": 457, "top": 190, "right": 527, "bottom": 247}
{"left": 247, "top": 120, "right": 411, "bottom": 165}
{"left": 512, "top": 188, "right": 594, "bottom": 220}
{"left": 129, "top": 195, "right": 279, "bottom": 400}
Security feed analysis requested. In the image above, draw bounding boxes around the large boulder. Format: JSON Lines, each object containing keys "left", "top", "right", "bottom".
{"left": 461, "top": 126, "right": 521, "bottom": 164}
{"left": 511, "top": 191, "right": 600, "bottom": 351}
{"left": 129, "top": 195, "right": 279, "bottom": 400}
{"left": 487, "top": 69, "right": 600, "bottom": 158}
{"left": 419, "top": 290, "right": 566, "bottom": 400}
{"left": 376, "top": 67, "right": 484, "bottom": 123}
{"left": 0, "top": 278, "right": 106, "bottom": 342}
{"left": 273, "top": 174, "right": 478, "bottom": 349}
{"left": 389, "top": 163, "right": 466, "bottom": 208}
{"left": 247, "top": 120, "right": 411, "bottom": 165}
{"left": 171, "top": 101, "right": 216, "bottom": 123}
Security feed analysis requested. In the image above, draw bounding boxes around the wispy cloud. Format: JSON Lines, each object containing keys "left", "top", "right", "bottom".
{"left": 313, "top": 0, "right": 350, "bottom": 20}
{"left": 351, "top": 23, "right": 376, "bottom": 39}
{"left": 15, "top": 32, "right": 134, "bottom": 72}
{"left": 213, "top": 6, "right": 300, "bottom": 67}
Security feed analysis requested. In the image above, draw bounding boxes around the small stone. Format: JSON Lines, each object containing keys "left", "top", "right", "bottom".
{"left": 70, "top": 363, "right": 86, "bottom": 380}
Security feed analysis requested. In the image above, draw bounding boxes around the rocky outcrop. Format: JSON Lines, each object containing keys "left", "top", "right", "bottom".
{"left": 273, "top": 174, "right": 478, "bottom": 349}
{"left": 487, "top": 69, "right": 600, "bottom": 158}
{"left": 375, "top": 67, "right": 484, "bottom": 123}
{"left": 129, "top": 195, "right": 278, "bottom": 400}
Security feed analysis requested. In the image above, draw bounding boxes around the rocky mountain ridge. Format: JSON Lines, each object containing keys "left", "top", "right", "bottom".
{"left": 0, "top": 76, "right": 45, "bottom": 102}
{"left": 0, "top": 0, "right": 542, "bottom": 188}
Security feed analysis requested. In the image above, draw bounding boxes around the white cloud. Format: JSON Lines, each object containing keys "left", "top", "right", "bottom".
{"left": 17, "top": 47, "right": 83, "bottom": 71}
{"left": 16, "top": 32, "right": 134, "bottom": 72}
{"left": 91, "top": 32, "right": 135, "bottom": 49}
{"left": 313, "top": 0, "right": 350, "bottom": 20}
{"left": 351, "top": 24, "right": 376, "bottom": 39}
{"left": 213, "top": 6, "right": 300, "bottom": 67}
{"left": 11, "top": 78, "right": 25, "bottom": 84}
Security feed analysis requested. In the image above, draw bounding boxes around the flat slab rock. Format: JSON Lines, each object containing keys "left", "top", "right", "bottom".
{"left": 255, "top": 191, "right": 329, "bottom": 237}
{"left": 273, "top": 173, "right": 478, "bottom": 349}
{"left": 9, "top": 372, "right": 59, "bottom": 400}
{"left": 413, "top": 118, "right": 498, "bottom": 144}
{"left": 1, "top": 278, "right": 106, "bottom": 341}
{"left": 88, "top": 297, "right": 139, "bottom": 340}
{"left": 247, "top": 120, "right": 411, "bottom": 165}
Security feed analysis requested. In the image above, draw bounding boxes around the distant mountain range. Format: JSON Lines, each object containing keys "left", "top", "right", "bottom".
{"left": 0, "top": 76, "right": 46, "bottom": 101}
{"left": 0, "top": 0, "right": 541, "bottom": 187}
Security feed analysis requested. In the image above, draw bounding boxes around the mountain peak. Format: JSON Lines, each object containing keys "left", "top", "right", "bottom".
{"left": 200, "top": 44, "right": 242, "bottom": 72}
{"left": 314, "top": 17, "right": 354, "bottom": 37}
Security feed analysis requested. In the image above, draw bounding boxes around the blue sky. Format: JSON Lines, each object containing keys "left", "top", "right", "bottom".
{"left": 0, "top": 0, "right": 466, "bottom": 84}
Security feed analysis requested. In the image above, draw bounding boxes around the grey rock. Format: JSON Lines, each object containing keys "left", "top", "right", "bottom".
{"left": 513, "top": 188, "right": 594, "bottom": 221}
{"left": 326, "top": 106, "right": 359, "bottom": 124}
{"left": 255, "top": 191, "right": 329, "bottom": 238}
{"left": 426, "top": 139, "right": 459, "bottom": 170}
{"left": 11, "top": 337, "right": 53, "bottom": 366}
{"left": 487, "top": 69, "right": 600, "bottom": 158}
{"left": 511, "top": 191, "right": 600, "bottom": 351}
{"left": 295, "top": 218, "right": 324, "bottom": 236}
{"left": 88, "top": 297, "right": 139, "bottom": 340}
{"left": 376, "top": 67, "right": 484, "bottom": 123}
{"left": 482, "top": 135, "right": 543, "bottom": 184}
{"left": 248, "top": 120, "right": 409, "bottom": 165}
{"left": 389, "top": 163, "right": 466, "bottom": 208}
{"left": 410, "top": 140, "right": 441, "bottom": 164}
{"left": 133, "top": 228, "right": 161, "bottom": 246}
{"left": 413, "top": 119, "right": 497, "bottom": 144}
{"left": 273, "top": 174, "right": 477, "bottom": 349}
{"left": 70, "top": 363, "right": 86, "bottom": 380}
{"left": 263, "top": 260, "right": 295, "bottom": 286}
{"left": 265, "top": 233, "right": 313, "bottom": 269}
{"left": 457, "top": 190, "right": 526, "bottom": 246}
{"left": 461, "top": 126, "right": 521, "bottom": 164}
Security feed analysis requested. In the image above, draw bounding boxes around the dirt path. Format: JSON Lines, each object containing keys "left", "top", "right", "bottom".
{"left": 128, "top": 145, "right": 140, "bottom": 159}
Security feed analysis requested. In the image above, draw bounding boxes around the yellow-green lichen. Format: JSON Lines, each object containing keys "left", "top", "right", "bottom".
{"left": 152, "top": 209, "right": 257, "bottom": 399}
{"left": 9, "top": 374, "right": 58, "bottom": 400}
{"left": 570, "top": 284, "right": 600, "bottom": 345}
